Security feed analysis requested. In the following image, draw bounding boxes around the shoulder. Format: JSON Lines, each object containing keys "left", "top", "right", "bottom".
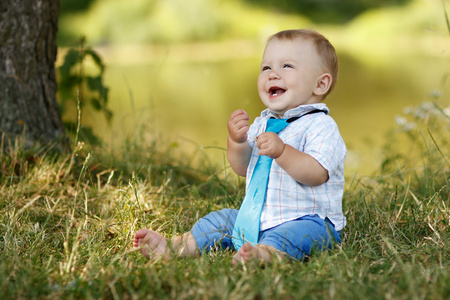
{"left": 285, "top": 111, "right": 337, "bottom": 135}
{"left": 304, "top": 112, "right": 339, "bottom": 131}
{"left": 300, "top": 113, "right": 346, "bottom": 152}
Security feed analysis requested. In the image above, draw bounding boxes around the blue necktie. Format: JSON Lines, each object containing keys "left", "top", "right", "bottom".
{"left": 231, "top": 110, "right": 324, "bottom": 251}
{"left": 231, "top": 118, "right": 292, "bottom": 250}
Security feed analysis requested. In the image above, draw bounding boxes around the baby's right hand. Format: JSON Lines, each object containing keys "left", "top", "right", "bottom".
{"left": 227, "top": 110, "right": 250, "bottom": 144}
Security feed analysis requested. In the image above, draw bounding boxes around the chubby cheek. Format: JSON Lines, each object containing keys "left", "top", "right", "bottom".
{"left": 257, "top": 76, "right": 267, "bottom": 98}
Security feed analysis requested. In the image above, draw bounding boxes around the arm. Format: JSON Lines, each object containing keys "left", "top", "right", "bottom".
{"left": 227, "top": 110, "right": 252, "bottom": 177}
{"left": 256, "top": 132, "right": 328, "bottom": 186}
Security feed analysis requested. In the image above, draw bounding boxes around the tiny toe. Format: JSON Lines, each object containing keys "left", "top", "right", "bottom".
{"left": 134, "top": 228, "right": 150, "bottom": 239}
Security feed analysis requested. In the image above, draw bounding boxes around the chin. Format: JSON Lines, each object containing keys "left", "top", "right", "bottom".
{"left": 269, "top": 109, "right": 286, "bottom": 117}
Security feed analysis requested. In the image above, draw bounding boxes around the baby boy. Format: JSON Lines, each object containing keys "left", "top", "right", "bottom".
{"left": 134, "top": 29, "right": 347, "bottom": 264}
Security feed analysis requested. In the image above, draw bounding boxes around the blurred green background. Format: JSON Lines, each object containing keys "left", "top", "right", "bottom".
{"left": 57, "top": 0, "right": 450, "bottom": 176}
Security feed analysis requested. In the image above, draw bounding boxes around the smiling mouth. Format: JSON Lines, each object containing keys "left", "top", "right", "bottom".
{"left": 269, "top": 87, "right": 286, "bottom": 96}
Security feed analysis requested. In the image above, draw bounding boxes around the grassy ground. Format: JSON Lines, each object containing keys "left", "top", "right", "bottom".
{"left": 0, "top": 102, "right": 449, "bottom": 299}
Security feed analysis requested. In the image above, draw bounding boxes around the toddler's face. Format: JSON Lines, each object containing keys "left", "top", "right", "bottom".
{"left": 257, "top": 38, "right": 327, "bottom": 117}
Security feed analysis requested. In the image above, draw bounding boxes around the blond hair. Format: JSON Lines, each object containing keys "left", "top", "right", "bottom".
{"left": 267, "top": 29, "right": 338, "bottom": 97}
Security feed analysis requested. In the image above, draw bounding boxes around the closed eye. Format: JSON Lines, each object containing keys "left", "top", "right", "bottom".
{"left": 283, "top": 64, "right": 293, "bottom": 69}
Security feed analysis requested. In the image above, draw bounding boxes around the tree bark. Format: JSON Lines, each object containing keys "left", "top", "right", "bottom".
{"left": 0, "top": 0, "right": 67, "bottom": 151}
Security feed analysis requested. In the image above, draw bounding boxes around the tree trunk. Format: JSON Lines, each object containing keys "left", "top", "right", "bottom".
{"left": 0, "top": 0, "right": 67, "bottom": 151}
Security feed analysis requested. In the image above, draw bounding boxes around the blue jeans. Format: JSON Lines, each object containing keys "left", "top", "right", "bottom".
{"left": 191, "top": 208, "right": 341, "bottom": 260}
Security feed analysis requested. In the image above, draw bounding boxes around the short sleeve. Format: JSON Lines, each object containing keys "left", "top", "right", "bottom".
{"left": 302, "top": 117, "right": 346, "bottom": 174}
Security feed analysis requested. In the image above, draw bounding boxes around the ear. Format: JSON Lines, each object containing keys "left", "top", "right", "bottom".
{"left": 313, "top": 73, "right": 332, "bottom": 96}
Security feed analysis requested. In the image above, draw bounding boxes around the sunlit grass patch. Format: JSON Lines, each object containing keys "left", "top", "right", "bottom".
{"left": 1, "top": 101, "right": 449, "bottom": 299}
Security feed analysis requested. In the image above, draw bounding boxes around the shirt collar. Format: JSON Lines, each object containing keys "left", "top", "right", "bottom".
{"left": 261, "top": 103, "right": 329, "bottom": 119}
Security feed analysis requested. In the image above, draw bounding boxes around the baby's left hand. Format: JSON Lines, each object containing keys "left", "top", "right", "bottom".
{"left": 256, "top": 132, "right": 285, "bottom": 159}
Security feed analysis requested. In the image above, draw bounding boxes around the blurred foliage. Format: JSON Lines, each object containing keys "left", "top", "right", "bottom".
{"left": 58, "top": 0, "right": 298, "bottom": 45}
{"left": 58, "top": 37, "right": 112, "bottom": 145}
{"left": 60, "top": 0, "right": 95, "bottom": 14}
{"left": 242, "top": 0, "right": 412, "bottom": 23}
{"left": 59, "top": 0, "right": 412, "bottom": 24}
{"left": 59, "top": 0, "right": 412, "bottom": 25}
{"left": 57, "top": 0, "right": 417, "bottom": 46}
{"left": 58, "top": 0, "right": 256, "bottom": 45}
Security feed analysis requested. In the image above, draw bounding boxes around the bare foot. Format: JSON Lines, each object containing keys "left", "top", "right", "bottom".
{"left": 133, "top": 228, "right": 169, "bottom": 260}
{"left": 232, "top": 243, "right": 282, "bottom": 266}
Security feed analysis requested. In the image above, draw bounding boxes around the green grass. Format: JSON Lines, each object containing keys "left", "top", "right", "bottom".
{"left": 0, "top": 102, "right": 449, "bottom": 299}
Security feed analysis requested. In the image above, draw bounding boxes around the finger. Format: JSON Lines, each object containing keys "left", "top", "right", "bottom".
{"left": 233, "top": 119, "right": 249, "bottom": 131}
{"left": 230, "top": 109, "right": 248, "bottom": 120}
{"left": 229, "top": 115, "right": 249, "bottom": 130}
{"left": 233, "top": 114, "right": 250, "bottom": 125}
{"left": 256, "top": 139, "right": 268, "bottom": 151}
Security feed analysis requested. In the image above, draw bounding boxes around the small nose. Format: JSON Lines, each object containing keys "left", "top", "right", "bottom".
{"left": 269, "top": 70, "right": 280, "bottom": 79}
